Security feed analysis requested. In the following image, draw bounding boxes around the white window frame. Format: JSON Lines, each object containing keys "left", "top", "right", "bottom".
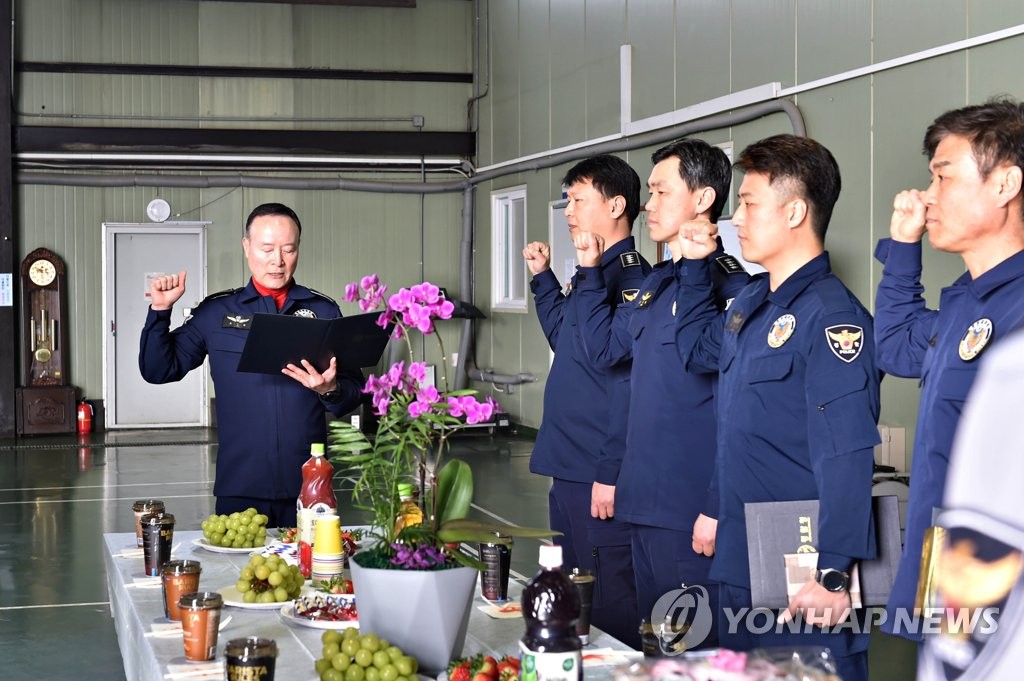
{"left": 490, "top": 185, "right": 528, "bottom": 313}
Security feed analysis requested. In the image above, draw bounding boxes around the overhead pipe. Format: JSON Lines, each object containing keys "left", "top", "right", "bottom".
{"left": 17, "top": 99, "right": 807, "bottom": 391}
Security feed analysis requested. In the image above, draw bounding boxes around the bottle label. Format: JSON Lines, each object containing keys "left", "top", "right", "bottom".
{"left": 518, "top": 642, "right": 581, "bottom": 681}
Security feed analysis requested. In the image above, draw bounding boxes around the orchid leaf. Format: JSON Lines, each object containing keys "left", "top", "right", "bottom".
{"left": 435, "top": 459, "right": 473, "bottom": 525}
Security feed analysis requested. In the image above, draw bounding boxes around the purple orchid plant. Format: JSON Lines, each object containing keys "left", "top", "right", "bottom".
{"left": 328, "top": 275, "right": 501, "bottom": 570}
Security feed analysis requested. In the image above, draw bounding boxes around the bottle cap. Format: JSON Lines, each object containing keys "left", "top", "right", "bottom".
{"left": 310, "top": 443, "right": 325, "bottom": 456}
{"left": 397, "top": 483, "right": 414, "bottom": 498}
{"left": 538, "top": 544, "right": 563, "bottom": 569}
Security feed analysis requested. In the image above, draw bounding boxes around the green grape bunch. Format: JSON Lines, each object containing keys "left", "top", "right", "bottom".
{"left": 315, "top": 628, "right": 420, "bottom": 681}
{"left": 236, "top": 554, "right": 305, "bottom": 604}
{"left": 200, "top": 508, "right": 269, "bottom": 549}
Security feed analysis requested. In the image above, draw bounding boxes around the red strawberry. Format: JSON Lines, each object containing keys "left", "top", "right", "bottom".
{"left": 449, "top": 659, "right": 472, "bottom": 681}
{"left": 497, "top": 661, "right": 518, "bottom": 681}
{"left": 470, "top": 672, "right": 495, "bottom": 681}
{"left": 500, "top": 657, "right": 520, "bottom": 670}
{"left": 477, "top": 656, "right": 498, "bottom": 677}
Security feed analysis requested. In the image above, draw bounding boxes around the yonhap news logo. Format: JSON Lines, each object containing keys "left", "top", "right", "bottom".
{"left": 649, "top": 585, "right": 715, "bottom": 654}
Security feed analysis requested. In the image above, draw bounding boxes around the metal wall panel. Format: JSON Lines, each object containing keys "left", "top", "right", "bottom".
{"left": 549, "top": 1, "right": 587, "bottom": 148}
{"left": 583, "top": 0, "right": 626, "bottom": 139}
{"left": 873, "top": 0, "right": 965, "bottom": 62}
{"left": 796, "top": 0, "right": 871, "bottom": 83}
{"left": 673, "top": 0, "right": 732, "bottom": 111}
{"left": 732, "top": 0, "right": 796, "bottom": 91}
{"left": 625, "top": 0, "right": 674, "bottom": 122}
{"left": 518, "top": 0, "right": 552, "bottom": 157}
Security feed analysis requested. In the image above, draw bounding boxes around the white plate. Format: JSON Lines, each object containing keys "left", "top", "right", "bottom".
{"left": 192, "top": 537, "right": 265, "bottom": 554}
{"left": 218, "top": 585, "right": 292, "bottom": 610}
{"left": 279, "top": 597, "right": 359, "bottom": 630}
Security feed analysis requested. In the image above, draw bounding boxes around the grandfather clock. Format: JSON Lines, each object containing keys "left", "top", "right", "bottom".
{"left": 15, "top": 248, "right": 76, "bottom": 435}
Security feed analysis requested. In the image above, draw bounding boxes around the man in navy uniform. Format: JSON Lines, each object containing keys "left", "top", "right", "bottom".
{"left": 524, "top": 154, "right": 650, "bottom": 648}
{"left": 140, "top": 203, "right": 363, "bottom": 526}
{"left": 571, "top": 139, "right": 747, "bottom": 646}
{"left": 875, "top": 98, "right": 1024, "bottom": 643}
{"left": 674, "top": 135, "right": 880, "bottom": 681}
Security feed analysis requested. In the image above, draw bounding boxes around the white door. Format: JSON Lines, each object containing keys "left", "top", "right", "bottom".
{"left": 104, "top": 222, "right": 209, "bottom": 428}
{"left": 547, "top": 199, "right": 574, "bottom": 366}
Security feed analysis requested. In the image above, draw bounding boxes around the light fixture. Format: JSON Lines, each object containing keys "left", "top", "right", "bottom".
{"left": 146, "top": 198, "right": 171, "bottom": 222}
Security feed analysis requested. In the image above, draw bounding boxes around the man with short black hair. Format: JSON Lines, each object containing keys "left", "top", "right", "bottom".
{"left": 573, "top": 139, "right": 747, "bottom": 646}
{"left": 875, "top": 98, "right": 1024, "bottom": 643}
{"left": 140, "top": 202, "right": 363, "bottom": 526}
{"left": 675, "top": 135, "right": 880, "bottom": 680}
{"left": 525, "top": 154, "right": 649, "bottom": 648}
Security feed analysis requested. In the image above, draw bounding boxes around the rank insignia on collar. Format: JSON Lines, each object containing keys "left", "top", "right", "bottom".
{"left": 767, "top": 314, "right": 796, "bottom": 348}
{"left": 621, "top": 288, "right": 639, "bottom": 303}
{"left": 222, "top": 314, "right": 252, "bottom": 329}
{"left": 826, "top": 324, "right": 864, "bottom": 363}
{"left": 293, "top": 308, "right": 317, "bottom": 318}
{"left": 959, "top": 318, "right": 993, "bottom": 361}
{"left": 620, "top": 251, "right": 641, "bottom": 268}
{"left": 637, "top": 291, "right": 654, "bottom": 308}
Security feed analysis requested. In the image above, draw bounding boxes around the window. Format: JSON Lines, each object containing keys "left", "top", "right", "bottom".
{"left": 491, "top": 186, "right": 528, "bottom": 312}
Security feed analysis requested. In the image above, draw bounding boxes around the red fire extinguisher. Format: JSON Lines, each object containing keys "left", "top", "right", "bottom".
{"left": 77, "top": 401, "right": 93, "bottom": 435}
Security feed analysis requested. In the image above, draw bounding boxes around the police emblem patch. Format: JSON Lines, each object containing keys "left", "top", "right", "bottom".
{"left": 959, "top": 318, "right": 993, "bottom": 361}
{"left": 767, "top": 314, "right": 796, "bottom": 348}
{"left": 293, "top": 309, "right": 317, "bottom": 318}
{"left": 621, "top": 288, "right": 639, "bottom": 303}
{"left": 222, "top": 314, "right": 251, "bottom": 329}
{"left": 637, "top": 291, "right": 654, "bottom": 308}
{"left": 825, "top": 324, "right": 864, "bottom": 363}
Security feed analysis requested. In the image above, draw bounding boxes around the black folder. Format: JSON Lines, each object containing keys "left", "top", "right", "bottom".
{"left": 744, "top": 494, "right": 902, "bottom": 608}
{"left": 236, "top": 312, "right": 391, "bottom": 374}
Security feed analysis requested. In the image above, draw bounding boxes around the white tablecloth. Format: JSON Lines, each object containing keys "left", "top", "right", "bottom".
{"left": 103, "top": 531, "right": 634, "bottom": 680}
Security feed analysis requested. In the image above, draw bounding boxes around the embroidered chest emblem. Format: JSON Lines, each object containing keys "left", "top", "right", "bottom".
{"left": 637, "top": 291, "right": 654, "bottom": 308}
{"left": 222, "top": 314, "right": 251, "bottom": 329}
{"left": 826, "top": 324, "right": 864, "bottom": 363}
{"left": 293, "top": 308, "right": 317, "bottom": 318}
{"left": 959, "top": 318, "right": 993, "bottom": 361}
{"left": 767, "top": 314, "right": 796, "bottom": 348}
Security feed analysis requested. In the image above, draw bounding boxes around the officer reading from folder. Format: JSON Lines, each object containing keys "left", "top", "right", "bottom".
{"left": 139, "top": 203, "right": 362, "bottom": 526}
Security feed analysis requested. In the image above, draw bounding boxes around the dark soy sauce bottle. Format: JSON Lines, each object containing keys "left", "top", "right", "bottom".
{"left": 519, "top": 545, "right": 583, "bottom": 681}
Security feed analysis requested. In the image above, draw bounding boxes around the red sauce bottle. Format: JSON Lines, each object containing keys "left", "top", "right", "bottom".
{"left": 296, "top": 443, "right": 337, "bottom": 577}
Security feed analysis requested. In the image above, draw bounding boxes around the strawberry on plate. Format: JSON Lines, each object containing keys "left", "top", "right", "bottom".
{"left": 448, "top": 658, "right": 472, "bottom": 681}
{"left": 278, "top": 527, "right": 299, "bottom": 544}
{"left": 315, "top": 576, "right": 354, "bottom": 595}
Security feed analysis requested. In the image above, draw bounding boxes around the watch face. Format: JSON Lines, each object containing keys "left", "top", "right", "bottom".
{"left": 819, "top": 569, "right": 848, "bottom": 592}
{"left": 29, "top": 259, "right": 57, "bottom": 286}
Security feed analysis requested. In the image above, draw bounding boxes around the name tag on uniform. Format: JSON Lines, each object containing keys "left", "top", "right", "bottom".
{"left": 222, "top": 314, "right": 252, "bottom": 329}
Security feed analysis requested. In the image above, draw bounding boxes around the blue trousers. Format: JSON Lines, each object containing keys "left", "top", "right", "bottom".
{"left": 631, "top": 523, "right": 719, "bottom": 650}
{"left": 718, "top": 583, "right": 868, "bottom": 681}
{"left": 549, "top": 479, "right": 641, "bottom": 648}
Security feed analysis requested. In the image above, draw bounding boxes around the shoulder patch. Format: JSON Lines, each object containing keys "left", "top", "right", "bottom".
{"left": 715, "top": 254, "right": 746, "bottom": 275}
{"left": 621, "top": 288, "right": 640, "bottom": 304}
{"left": 620, "top": 251, "right": 642, "bottom": 268}
{"left": 307, "top": 287, "right": 336, "bottom": 303}
{"left": 206, "top": 287, "right": 240, "bottom": 301}
{"left": 825, "top": 324, "right": 864, "bottom": 363}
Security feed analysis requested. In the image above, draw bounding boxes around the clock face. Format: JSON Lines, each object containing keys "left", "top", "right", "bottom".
{"left": 29, "top": 259, "right": 57, "bottom": 286}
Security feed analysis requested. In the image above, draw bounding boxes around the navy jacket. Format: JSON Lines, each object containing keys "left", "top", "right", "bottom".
{"left": 139, "top": 279, "right": 363, "bottom": 501}
{"left": 573, "top": 242, "right": 747, "bottom": 530}
{"left": 530, "top": 236, "right": 650, "bottom": 485}
{"left": 677, "top": 252, "right": 880, "bottom": 589}
{"left": 875, "top": 239, "right": 1024, "bottom": 636}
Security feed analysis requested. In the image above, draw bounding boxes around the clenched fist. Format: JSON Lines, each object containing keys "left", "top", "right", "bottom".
{"left": 523, "top": 241, "right": 551, "bottom": 275}
{"left": 573, "top": 232, "right": 605, "bottom": 267}
{"left": 149, "top": 271, "right": 187, "bottom": 311}
{"left": 890, "top": 189, "right": 927, "bottom": 243}
{"left": 672, "top": 219, "right": 719, "bottom": 262}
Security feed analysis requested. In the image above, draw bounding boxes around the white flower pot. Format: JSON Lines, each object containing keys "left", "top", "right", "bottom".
{"left": 350, "top": 556, "right": 478, "bottom": 674}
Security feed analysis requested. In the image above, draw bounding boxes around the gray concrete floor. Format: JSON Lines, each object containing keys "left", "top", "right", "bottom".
{"left": 0, "top": 427, "right": 916, "bottom": 680}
